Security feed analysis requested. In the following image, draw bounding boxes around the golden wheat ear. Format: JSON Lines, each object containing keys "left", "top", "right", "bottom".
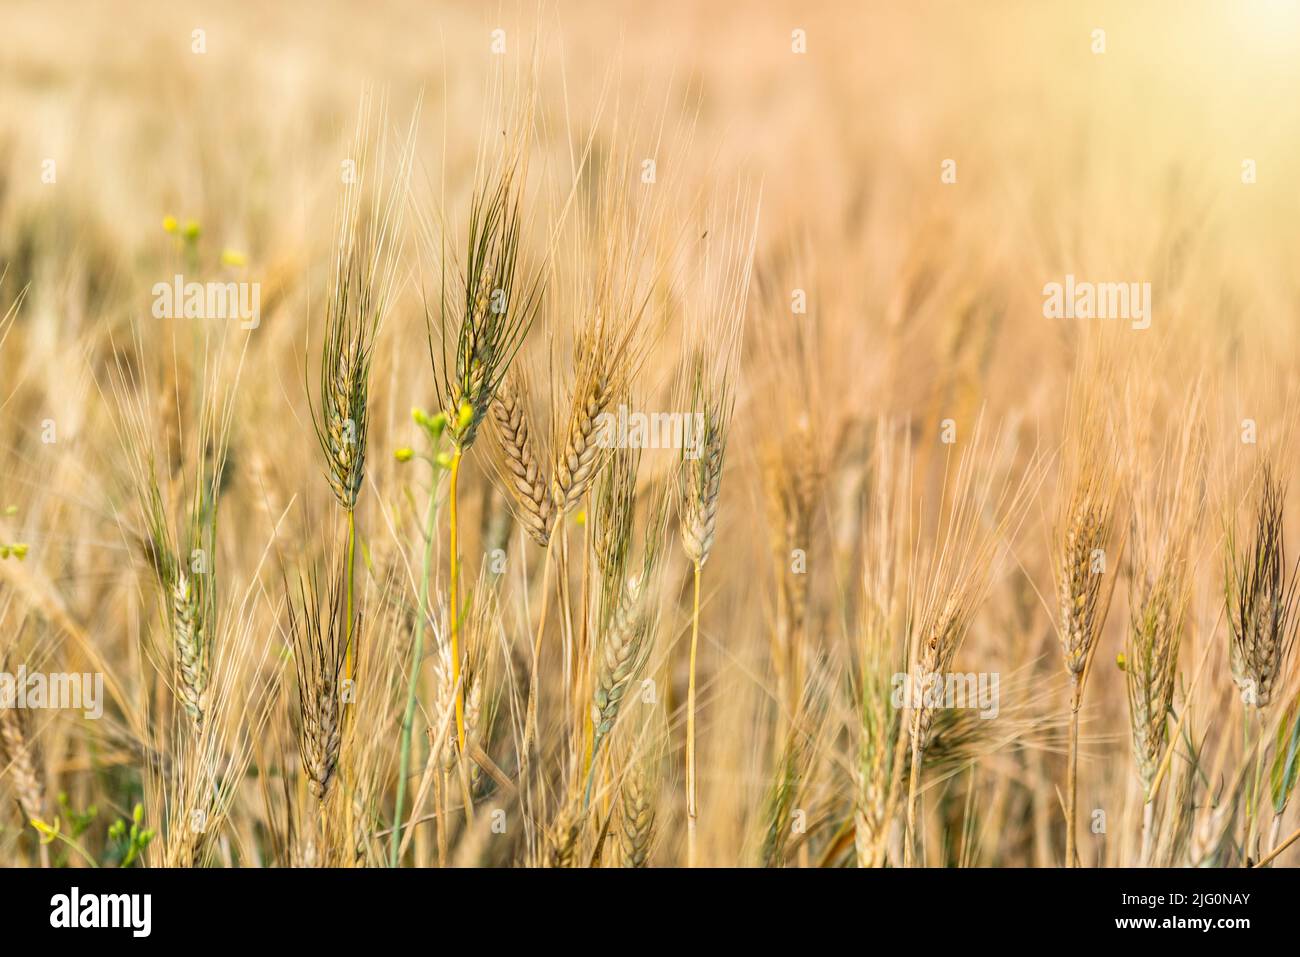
{"left": 1120, "top": 381, "right": 1204, "bottom": 864}
{"left": 488, "top": 368, "right": 554, "bottom": 547}
{"left": 1225, "top": 461, "right": 1300, "bottom": 711}
{"left": 0, "top": 652, "right": 46, "bottom": 828}
{"left": 287, "top": 564, "right": 347, "bottom": 806}
{"left": 1050, "top": 349, "right": 1126, "bottom": 868}
{"left": 585, "top": 444, "right": 672, "bottom": 809}
{"left": 105, "top": 326, "right": 234, "bottom": 738}
{"left": 617, "top": 754, "right": 656, "bottom": 868}
{"left": 900, "top": 414, "right": 1047, "bottom": 866}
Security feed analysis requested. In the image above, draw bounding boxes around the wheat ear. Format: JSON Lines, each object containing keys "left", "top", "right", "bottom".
{"left": 0, "top": 692, "right": 44, "bottom": 823}
{"left": 490, "top": 372, "right": 554, "bottom": 546}
{"left": 289, "top": 569, "right": 346, "bottom": 804}
{"left": 618, "top": 759, "right": 656, "bottom": 868}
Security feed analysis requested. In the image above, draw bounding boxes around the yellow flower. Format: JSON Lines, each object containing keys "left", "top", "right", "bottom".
{"left": 30, "top": 816, "right": 61, "bottom": 845}
{"left": 162, "top": 215, "right": 178, "bottom": 233}
{"left": 394, "top": 447, "right": 414, "bottom": 463}
{"left": 220, "top": 248, "right": 247, "bottom": 267}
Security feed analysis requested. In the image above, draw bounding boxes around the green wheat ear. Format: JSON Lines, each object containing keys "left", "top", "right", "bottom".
{"left": 427, "top": 133, "right": 544, "bottom": 457}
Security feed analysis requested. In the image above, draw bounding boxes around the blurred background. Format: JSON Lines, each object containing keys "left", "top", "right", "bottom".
{"left": 5, "top": 0, "right": 1300, "bottom": 421}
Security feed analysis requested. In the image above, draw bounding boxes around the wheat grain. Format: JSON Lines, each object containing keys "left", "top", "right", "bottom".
{"left": 172, "top": 572, "right": 208, "bottom": 730}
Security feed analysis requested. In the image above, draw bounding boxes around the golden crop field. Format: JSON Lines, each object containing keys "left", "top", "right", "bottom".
{"left": 2, "top": 0, "right": 1300, "bottom": 874}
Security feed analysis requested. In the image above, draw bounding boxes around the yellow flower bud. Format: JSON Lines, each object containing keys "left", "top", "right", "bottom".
{"left": 428, "top": 411, "right": 447, "bottom": 439}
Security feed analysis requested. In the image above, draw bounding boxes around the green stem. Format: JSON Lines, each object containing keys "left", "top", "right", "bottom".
{"left": 391, "top": 477, "right": 438, "bottom": 866}
{"left": 341, "top": 506, "right": 358, "bottom": 855}
{"left": 448, "top": 449, "right": 466, "bottom": 752}
{"left": 1247, "top": 708, "right": 1265, "bottom": 859}
{"left": 35, "top": 828, "right": 97, "bottom": 868}
{"left": 345, "top": 508, "right": 356, "bottom": 683}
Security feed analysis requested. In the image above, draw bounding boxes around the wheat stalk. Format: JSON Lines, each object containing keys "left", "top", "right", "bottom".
{"left": 1223, "top": 460, "right": 1300, "bottom": 860}
{"left": 674, "top": 188, "right": 759, "bottom": 867}
{"left": 309, "top": 94, "right": 413, "bottom": 701}
{"left": 111, "top": 358, "right": 224, "bottom": 736}
{"left": 1120, "top": 383, "right": 1204, "bottom": 863}
{"left": 854, "top": 420, "right": 911, "bottom": 868}
{"left": 900, "top": 415, "right": 1044, "bottom": 865}
{"left": 1054, "top": 361, "right": 1123, "bottom": 868}
{"left": 419, "top": 91, "right": 541, "bottom": 800}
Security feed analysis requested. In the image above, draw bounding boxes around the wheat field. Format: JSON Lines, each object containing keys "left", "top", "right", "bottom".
{"left": 2, "top": 0, "right": 1300, "bottom": 870}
